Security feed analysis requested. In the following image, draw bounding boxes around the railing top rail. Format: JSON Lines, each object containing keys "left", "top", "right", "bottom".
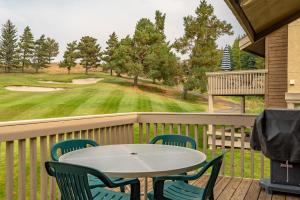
{"left": 137, "top": 112, "right": 257, "bottom": 127}
{"left": 0, "top": 112, "right": 258, "bottom": 142}
{"left": 0, "top": 112, "right": 138, "bottom": 127}
{"left": 206, "top": 69, "right": 268, "bottom": 76}
{"left": 0, "top": 113, "right": 138, "bottom": 141}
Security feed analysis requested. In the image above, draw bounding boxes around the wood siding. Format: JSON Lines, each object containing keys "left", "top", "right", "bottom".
{"left": 265, "top": 26, "right": 288, "bottom": 108}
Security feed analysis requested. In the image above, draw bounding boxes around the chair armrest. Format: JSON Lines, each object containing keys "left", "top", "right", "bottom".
{"left": 111, "top": 178, "right": 140, "bottom": 187}
{"left": 154, "top": 161, "right": 208, "bottom": 182}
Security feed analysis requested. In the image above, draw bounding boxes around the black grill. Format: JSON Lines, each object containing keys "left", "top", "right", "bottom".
{"left": 251, "top": 109, "right": 300, "bottom": 195}
{"left": 271, "top": 160, "right": 300, "bottom": 187}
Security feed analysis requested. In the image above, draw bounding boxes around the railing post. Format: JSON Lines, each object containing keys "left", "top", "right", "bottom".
{"left": 18, "top": 139, "right": 26, "bottom": 200}
{"left": 6, "top": 141, "right": 14, "bottom": 200}
{"left": 30, "top": 138, "right": 37, "bottom": 200}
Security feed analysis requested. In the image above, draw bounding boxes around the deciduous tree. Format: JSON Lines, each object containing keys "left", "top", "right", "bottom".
{"left": 230, "top": 36, "right": 264, "bottom": 70}
{"left": 78, "top": 36, "right": 101, "bottom": 74}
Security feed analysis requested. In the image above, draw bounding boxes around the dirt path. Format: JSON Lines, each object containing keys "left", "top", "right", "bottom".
{"left": 213, "top": 97, "right": 241, "bottom": 113}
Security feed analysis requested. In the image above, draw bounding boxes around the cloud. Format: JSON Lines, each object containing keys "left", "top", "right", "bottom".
{"left": 0, "top": 0, "right": 244, "bottom": 61}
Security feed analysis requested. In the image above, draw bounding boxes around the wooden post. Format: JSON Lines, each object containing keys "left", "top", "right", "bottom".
{"left": 241, "top": 96, "right": 246, "bottom": 113}
{"left": 208, "top": 95, "right": 214, "bottom": 113}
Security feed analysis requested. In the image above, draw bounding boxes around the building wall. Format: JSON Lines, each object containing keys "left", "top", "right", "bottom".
{"left": 265, "top": 26, "right": 288, "bottom": 108}
{"left": 287, "top": 18, "right": 300, "bottom": 93}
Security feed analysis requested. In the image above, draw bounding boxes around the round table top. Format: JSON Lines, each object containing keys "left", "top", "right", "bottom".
{"left": 59, "top": 144, "right": 206, "bottom": 178}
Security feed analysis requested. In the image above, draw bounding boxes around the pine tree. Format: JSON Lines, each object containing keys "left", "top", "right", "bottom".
{"left": 145, "top": 10, "right": 179, "bottom": 85}
{"left": 78, "top": 36, "right": 101, "bottom": 74}
{"left": 145, "top": 43, "right": 179, "bottom": 85}
{"left": 173, "top": 0, "right": 233, "bottom": 99}
{"left": 155, "top": 10, "right": 166, "bottom": 36}
{"left": 59, "top": 41, "right": 78, "bottom": 74}
{"left": 44, "top": 37, "right": 59, "bottom": 64}
{"left": 0, "top": 20, "right": 19, "bottom": 73}
{"left": 32, "top": 35, "right": 48, "bottom": 73}
{"left": 19, "top": 26, "right": 34, "bottom": 73}
{"left": 131, "top": 18, "right": 162, "bottom": 86}
{"left": 103, "top": 32, "right": 118, "bottom": 76}
{"left": 230, "top": 38, "right": 241, "bottom": 70}
{"left": 110, "top": 36, "right": 134, "bottom": 76}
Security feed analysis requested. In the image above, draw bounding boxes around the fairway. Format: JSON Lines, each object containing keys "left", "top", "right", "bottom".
{"left": 0, "top": 73, "right": 206, "bottom": 122}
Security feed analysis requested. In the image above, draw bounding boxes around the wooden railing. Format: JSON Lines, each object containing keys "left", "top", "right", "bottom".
{"left": 206, "top": 69, "right": 267, "bottom": 95}
{"left": 0, "top": 112, "right": 267, "bottom": 200}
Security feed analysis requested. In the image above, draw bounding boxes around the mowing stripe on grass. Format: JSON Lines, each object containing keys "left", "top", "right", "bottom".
{"left": 10, "top": 90, "right": 84, "bottom": 120}
{"left": 136, "top": 94, "right": 152, "bottom": 112}
{"left": 163, "top": 99, "right": 185, "bottom": 112}
{"left": 41, "top": 88, "right": 97, "bottom": 118}
{"left": 95, "top": 89, "right": 125, "bottom": 113}
{"left": 116, "top": 91, "right": 139, "bottom": 113}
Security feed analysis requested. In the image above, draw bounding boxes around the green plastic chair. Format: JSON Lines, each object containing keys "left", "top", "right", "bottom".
{"left": 45, "top": 161, "right": 141, "bottom": 200}
{"left": 147, "top": 153, "right": 224, "bottom": 200}
{"left": 51, "top": 139, "right": 98, "bottom": 161}
{"left": 51, "top": 139, "right": 125, "bottom": 191}
{"left": 150, "top": 134, "right": 201, "bottom": 184}
{"left": 150, "top": 134, "right": 197, "bottom": 150}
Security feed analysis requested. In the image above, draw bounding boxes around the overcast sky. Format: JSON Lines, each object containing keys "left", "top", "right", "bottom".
{"left": 0, "top": 0, "right": 244, "bottom": 61}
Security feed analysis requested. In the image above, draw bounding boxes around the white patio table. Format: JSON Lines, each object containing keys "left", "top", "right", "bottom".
{"left": 59, "top": 144, "right": 207, "bottom": 200}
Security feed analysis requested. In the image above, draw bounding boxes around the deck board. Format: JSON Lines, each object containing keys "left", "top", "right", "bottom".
{"left": 119, "top": 176, "right": 300, "bottom": 199}
{"left": 244, "top": 181, "right": 261, "bottom": 200}
{"left": 231, "top": 178, "right": 252, "bottom": 200}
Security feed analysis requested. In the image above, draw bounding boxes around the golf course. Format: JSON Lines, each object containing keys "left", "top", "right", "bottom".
{"left": 0, "top": 72, "right": 209, "bottom": 122}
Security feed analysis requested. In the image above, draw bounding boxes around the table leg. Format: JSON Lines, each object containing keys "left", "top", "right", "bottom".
{"left": 144, "top": 177, "right": 148, "bottom": 200}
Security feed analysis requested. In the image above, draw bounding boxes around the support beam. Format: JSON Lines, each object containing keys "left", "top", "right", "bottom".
{"left": 208, "top": 95, "right": 214, "bottom": 113}
{"left": 241, "top": 96, "right": 246, "bottom": 113}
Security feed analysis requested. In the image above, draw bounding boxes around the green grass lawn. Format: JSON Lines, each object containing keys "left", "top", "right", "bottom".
{"left": 0, "top": 73, "right": 206, "bottom": 121}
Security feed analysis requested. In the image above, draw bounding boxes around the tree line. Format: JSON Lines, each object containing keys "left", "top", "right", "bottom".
{"left": 59, "top": 10, "right": 179, "bottom": 86}
{"left": 229, "top": 36, "right": 264, "bottom": 70}
{"left": 0, "top": 1, "right": 264, "bottom": 99}
{"left": 59, "top": 0, "right": 234, "bottom": 99}
{"left": 0, "top": 21, "right": 59, "bottom": 73}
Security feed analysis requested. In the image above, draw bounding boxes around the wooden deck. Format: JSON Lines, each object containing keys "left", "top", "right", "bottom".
{"left": 136, "top": 176, "right": 300, "bottom": 200}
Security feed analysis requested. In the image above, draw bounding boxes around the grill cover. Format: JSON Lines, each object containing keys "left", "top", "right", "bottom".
{"left": 251, "top": 109, "right": 300, "bottom": 163}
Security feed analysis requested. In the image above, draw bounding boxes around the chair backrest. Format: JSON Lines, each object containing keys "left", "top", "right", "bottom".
{"left": 150, "top": 134, "right": 197, "bottom": 149}
{"left": 51, "top": 139, "right": 98, "bottom": 161}
{"left": 45, "top": 161, "right": 113, "bottom": 200}
{"left": 201, "top": 153, "right": 224, "bottom": 200}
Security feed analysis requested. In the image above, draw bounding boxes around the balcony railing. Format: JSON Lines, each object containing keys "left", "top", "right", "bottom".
{"left": 0, "top": 112, "right": 267, "bottom": 200}
{"left": 206, "top": 69, "right": 267, "bottom": 96}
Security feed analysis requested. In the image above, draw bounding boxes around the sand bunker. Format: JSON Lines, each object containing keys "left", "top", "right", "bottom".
{"left": 71, "top": 78, "right": 103, "bottom": 84}
{"left": 5, "top": 86, "right": 64, "bottom": 92}
{"left": 40, "top": 78, "right": 103, "bottom": 85}
{"left": 39, "top": 80, "right": 65, "bottom": 84}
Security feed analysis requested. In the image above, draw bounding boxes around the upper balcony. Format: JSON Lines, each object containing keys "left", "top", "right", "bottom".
{"left": 206, "top": 69, "right": 268, "bottom": 96}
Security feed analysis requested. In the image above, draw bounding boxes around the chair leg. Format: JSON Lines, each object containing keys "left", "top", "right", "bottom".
{"left": 130, "top": 181, "right": 141, "bottom": 200}
{"left": 120, "top": 185, "right": 125, "bottom": 193}
{"left": 154, "top": 180, "right": 166, "bottom": 200}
